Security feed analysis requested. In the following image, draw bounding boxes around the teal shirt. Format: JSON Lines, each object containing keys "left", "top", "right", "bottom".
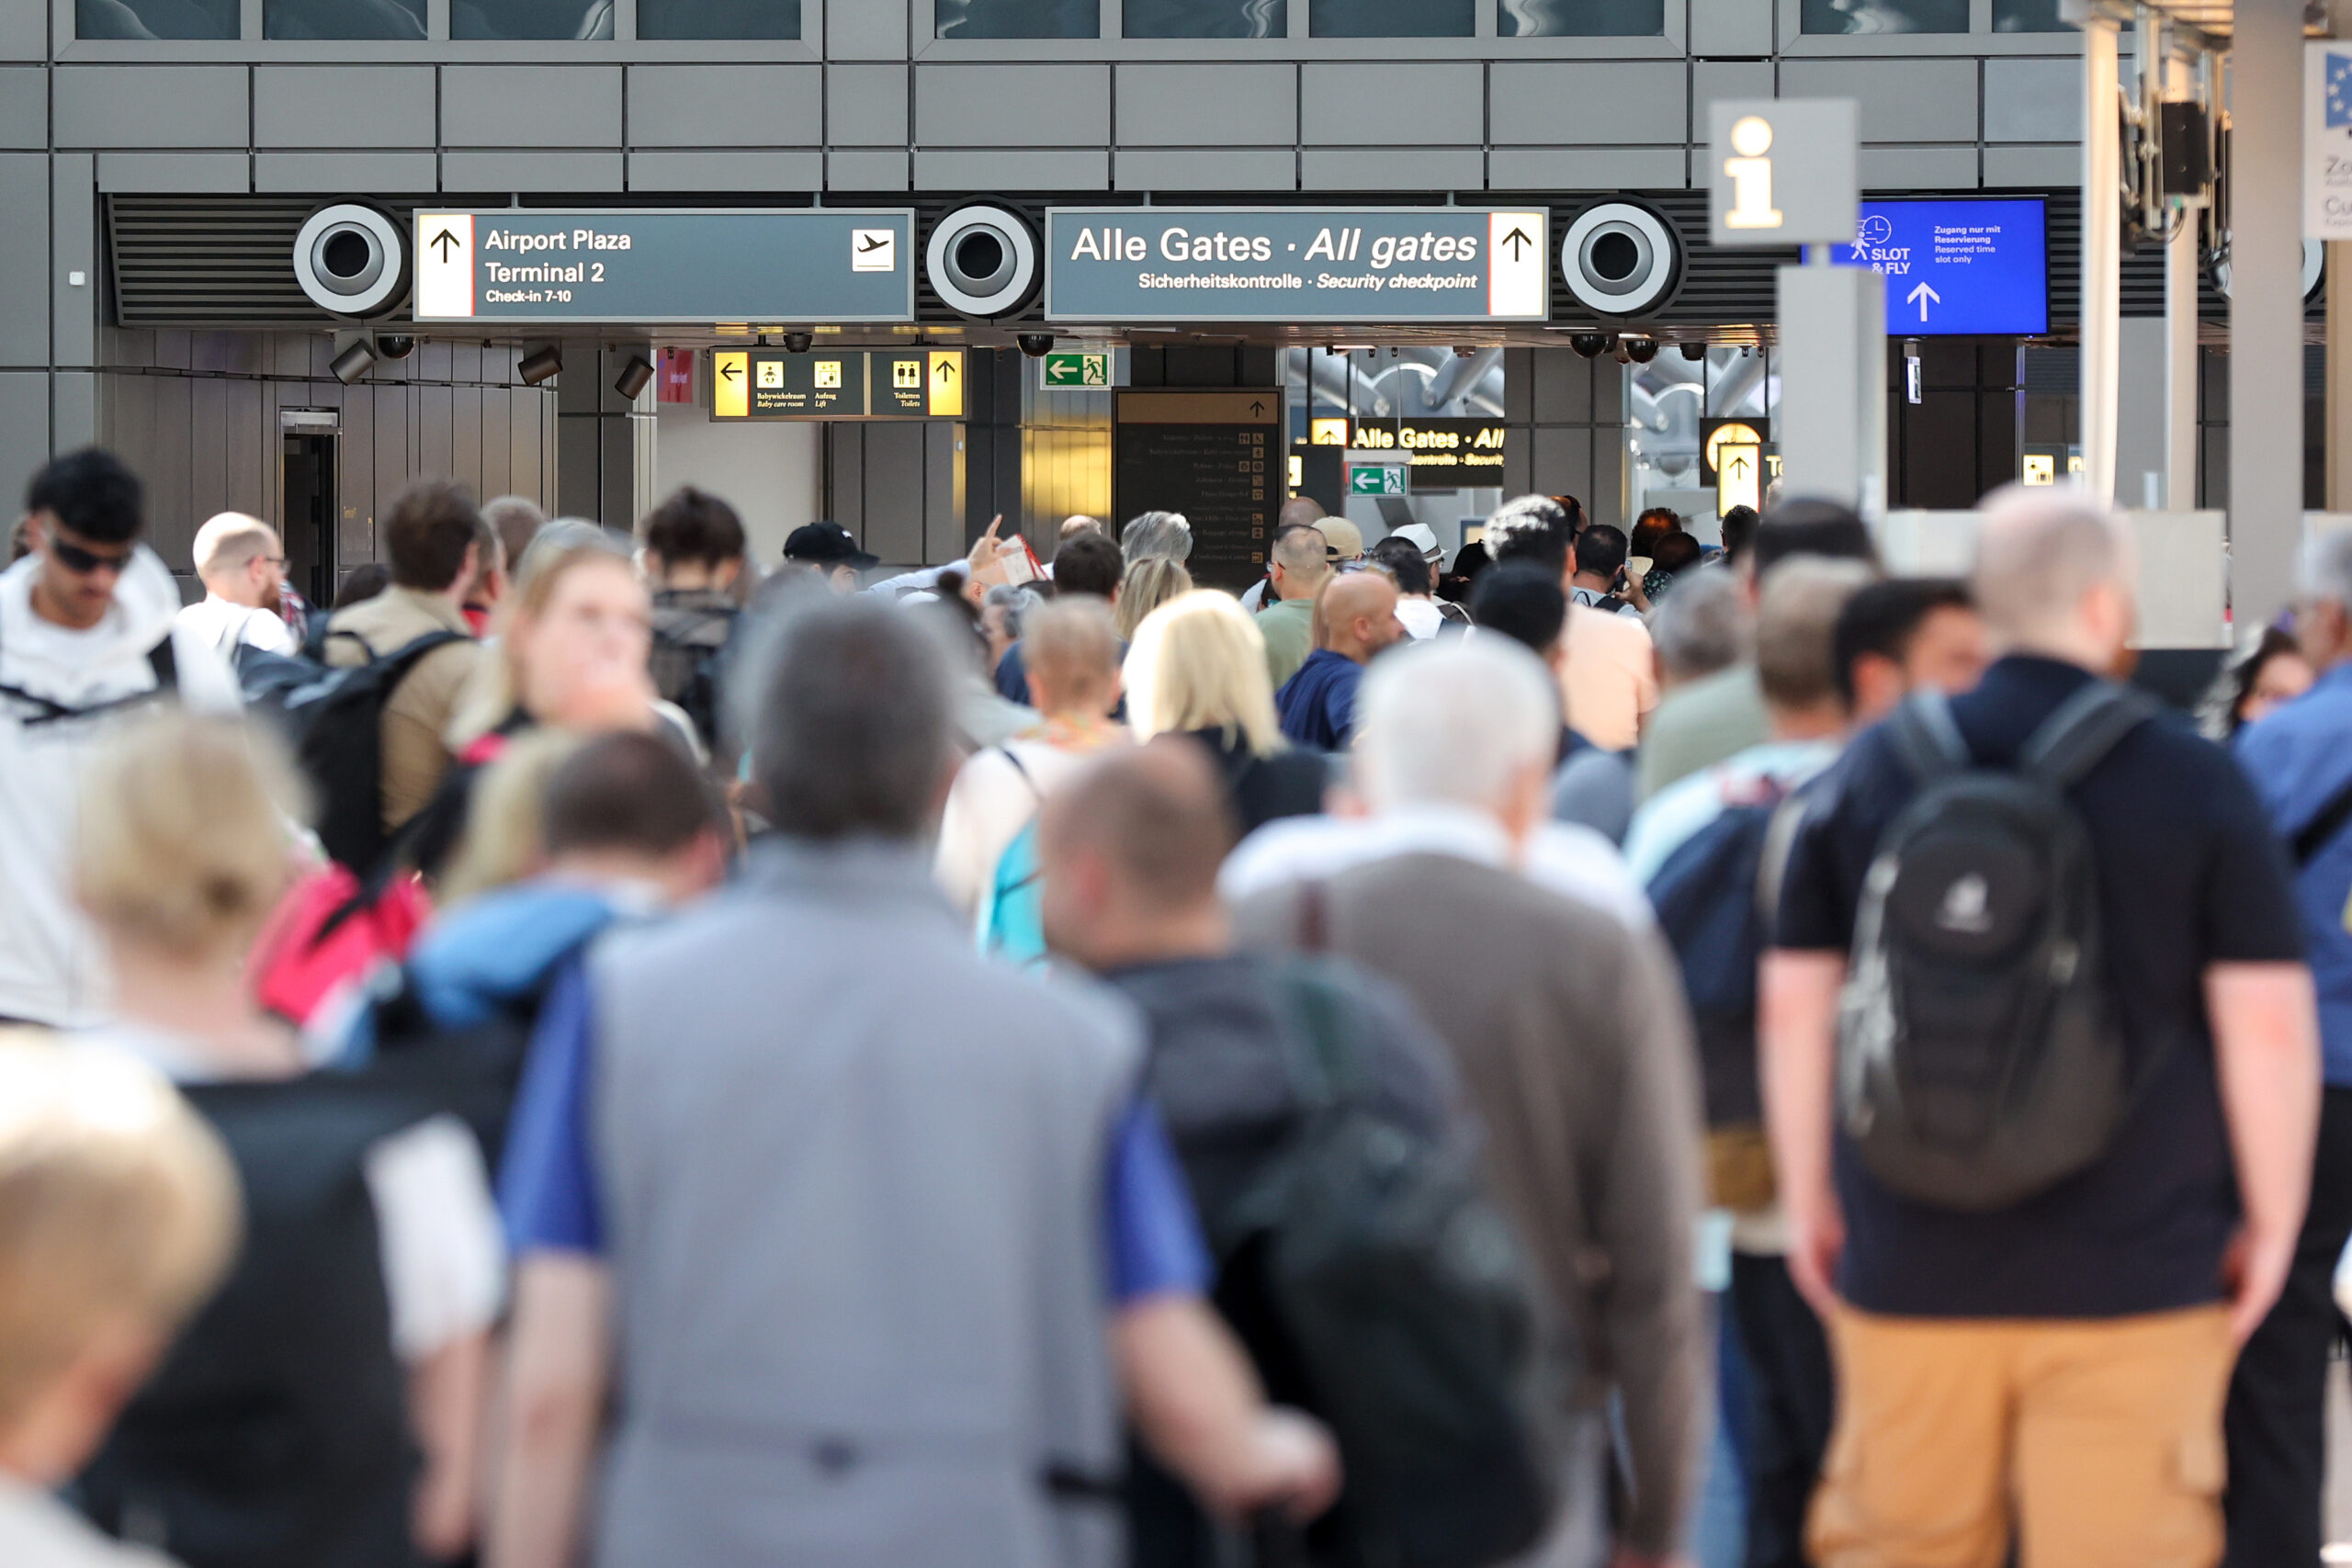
{"left": 1257, "top": 596, "right": 1317, "bottom": 693}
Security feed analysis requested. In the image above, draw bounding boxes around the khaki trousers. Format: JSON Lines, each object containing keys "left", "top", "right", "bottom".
{"left": 1808, "top": 1303, "right": 2234, "bottom": 1568}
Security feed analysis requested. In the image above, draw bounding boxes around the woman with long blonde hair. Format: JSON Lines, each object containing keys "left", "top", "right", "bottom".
{"left": 1125, "top": 589, "right": 1328, "bottom": 833}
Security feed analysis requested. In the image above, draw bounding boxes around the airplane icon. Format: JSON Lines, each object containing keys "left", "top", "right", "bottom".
{"left": 852, "top": 229, "right": 897, "bottom": 272}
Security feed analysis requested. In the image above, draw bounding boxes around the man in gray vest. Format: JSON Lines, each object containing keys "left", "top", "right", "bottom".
{"left": 487, "top": 598, "right": 1338, "bottom": 1568}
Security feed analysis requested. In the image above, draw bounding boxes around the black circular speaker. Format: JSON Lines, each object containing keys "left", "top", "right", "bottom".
{"left": 926, "top": 205, "right": 1039, "bottom": 319}
{"left": 1559, "top": 201, "right": 1681, "bottom": 319}
{"left": 293, "top": 203, "right": 405, "bottom": 318}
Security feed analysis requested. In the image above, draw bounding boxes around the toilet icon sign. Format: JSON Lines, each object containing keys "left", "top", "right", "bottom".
{"left": 1708, "top": 99, "right": 1860, "bottom": 249}
{"left": 1722, "top": 116, "right": 1782, "bottom": 231}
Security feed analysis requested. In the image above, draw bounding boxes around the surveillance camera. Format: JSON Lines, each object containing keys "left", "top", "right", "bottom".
{"left": 783, "top": 332, "right": 814, "bottom": 355}
{"left": 373, "top": 333, "right": 414, "bottom": 360}
{"left": 1017, "top": 333, "right": 1056, "bottom": 358}
{"left": 1559, "top": 201, "right": 1683, "bottom": 320}
{"left": 1679, "top": 340, "right": 1708, "bottom": 361}
{"left": 1568, "top": 333, "right": 1610, "bottom": 359}
{"left": 927, "top": 206, "right": 1042, "bottom": 320}
{"left": 1622, "top": 336, "right": 1659, "bottom": 365}
{"left": 293, "top": 202, "right": 407, "bottom": 319}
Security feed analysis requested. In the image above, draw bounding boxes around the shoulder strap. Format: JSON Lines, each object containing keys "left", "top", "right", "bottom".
{"left": 146, "top": 629, "right": 176, "bottom": 691}
{"left": 2291, "top": 773, "right": 2352, "bottom": 867}
{"left": 1887, "top": 690, "right": 1972, "bottom": 784}
{"left": 993, "top": 744, "right": 1040, "bottom": 800}
{"left": 377, "top": 628, "right": 467, "bottom": 669}
{"left": 1755, "top": 784, "right": 1814, "bottom": 925}
{"left": 2019, "top": 682, "right": 2157, "bottom": 790}
{"left": 1593, "top": 594, "right": 1626, "bottom": 615}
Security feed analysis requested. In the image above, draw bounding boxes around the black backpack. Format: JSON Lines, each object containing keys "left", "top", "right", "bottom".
{"left": 283, "top": 629, "right": 467, "bottom": 873}
{"left": 648, "top": 598, "right": 738, "bottom": 751}
{"left": 1838, "top": 682, "right": 2157, "bottom": 1213}
{"left": 78, "top": 1073, "right": 421, "bottom": 1568}
{"left": 1220, "top": 968, "right": 1568, "bottom": 1568}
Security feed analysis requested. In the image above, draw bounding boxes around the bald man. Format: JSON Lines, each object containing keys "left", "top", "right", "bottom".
{"left": 1275, "top": 570, "right": 1402, "bottom": 751}
{"left": 176, "top": 511, "right": 296, "bottom": 657}
{"left": 1238, "top": 498, "right": 1333, "bottom": 614}
{"left": 1764, "top": 487, "right": 2319, "bottom": 1568}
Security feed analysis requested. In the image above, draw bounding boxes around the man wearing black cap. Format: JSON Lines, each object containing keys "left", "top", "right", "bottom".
{"left": 783, "top": 521, "right": 877, "bottom": 594}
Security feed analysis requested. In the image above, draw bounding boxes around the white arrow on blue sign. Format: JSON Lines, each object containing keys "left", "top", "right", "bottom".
{"left": 1812, "top": 198, "right": 2048, "bottom": 337}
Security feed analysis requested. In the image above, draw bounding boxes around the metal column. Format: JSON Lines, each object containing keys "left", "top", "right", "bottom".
{"left": 2082, "top": 15, "right": 2124, "bottom": 503}
{"left": 2166, "top": 51, "right": 2202, "bottom": 509}
{"left": 2230, "top": 4, "right": 2307, "bottom": 625}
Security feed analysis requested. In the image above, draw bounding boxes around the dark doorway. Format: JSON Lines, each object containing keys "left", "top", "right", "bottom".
{"left": 281, "top": 433, "right": 337, "bottom": 608}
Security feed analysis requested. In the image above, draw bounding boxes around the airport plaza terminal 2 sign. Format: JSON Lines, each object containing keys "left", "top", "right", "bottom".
{"left": 1046, "top": 209, "right": 1550, "bottom": 323}
{"left": 412, "top": 209, "right": 918, "bottom": 323}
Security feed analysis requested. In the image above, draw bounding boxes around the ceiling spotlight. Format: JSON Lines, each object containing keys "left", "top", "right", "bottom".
{"left": 330, "top": 340, "right": 377, "bottom": 385}
{"left": 613, "top": 354, "right": 656, "bottom": 400}
{"left": 1622, "top": 336, "right": 1659, "bottom": 365}
{"left": 1567, "top": 333, "right": 1610, "bottom": 359}
{"left": 518, "top": 346, "right": 563, "bottom": 387}
{"left": 1679, "top": 340, "right": 1708, "bottom": 361}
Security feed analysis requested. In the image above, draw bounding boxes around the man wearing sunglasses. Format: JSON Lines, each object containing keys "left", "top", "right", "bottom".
{"left": 0, "top": 447, "right": 239, "bottom": 1028}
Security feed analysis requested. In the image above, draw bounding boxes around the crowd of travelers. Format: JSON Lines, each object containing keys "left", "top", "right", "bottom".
{"left": 0, "top": 441, "right": 2342, "bottom": 1568}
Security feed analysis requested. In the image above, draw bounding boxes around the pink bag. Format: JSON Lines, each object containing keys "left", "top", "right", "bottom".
{"left": 249, "top": 861, "right": 432, "bottom": 1028}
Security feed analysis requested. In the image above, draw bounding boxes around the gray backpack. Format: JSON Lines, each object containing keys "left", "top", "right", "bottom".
{"left": 1838, "top": 682, "right": 2156, "bottom": 1213}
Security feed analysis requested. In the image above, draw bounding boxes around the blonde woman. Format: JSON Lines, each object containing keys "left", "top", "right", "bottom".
{"left": 1125, "top": 590, "right": 1329, "bottom": 834}
{"left": 935, "top": 595, "right": 1129, "bottom": 924}
{"left": 69, "top": 712, "right": 504, "bottom": 1568}
{"left": 1114, "top": 557, "right": 1193, "bottom": 642}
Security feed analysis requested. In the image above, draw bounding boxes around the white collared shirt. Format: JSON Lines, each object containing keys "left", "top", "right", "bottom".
{"left": 1218, "top": 801, "right": 1654, "bottom": 931}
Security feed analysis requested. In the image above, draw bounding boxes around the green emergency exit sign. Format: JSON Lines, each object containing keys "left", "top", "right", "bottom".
{"left": 1041, "top": 351, "right": 1111, "bottom": 388}
{"left": 1349, "top": 464, "right": 1407, "bottom": 496}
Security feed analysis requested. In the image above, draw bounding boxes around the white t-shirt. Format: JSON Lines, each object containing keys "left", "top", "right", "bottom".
{"left": 175, "top": 596, "right": 297, "bottom": 658}
{"left": 933, "top": 737, "right": 1105, "bottom": 924}
{"left": 0, "top": 1475, "right": 179, "bottom": 1568}
{"left": 81, "top": 1030, "right": 505, "bottom": 1361}
{"left": 1561, "top": 602, "right": 1658, "bottom": 751}
{"left": 1395, "top": 597, "right": 1446, "bottom": 641}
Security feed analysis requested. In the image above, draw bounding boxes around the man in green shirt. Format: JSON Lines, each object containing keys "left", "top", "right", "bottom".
{"left": 1257, "top": 523, "right": 1331, "bottom": 692}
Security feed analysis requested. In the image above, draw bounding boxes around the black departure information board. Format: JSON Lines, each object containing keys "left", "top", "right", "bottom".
{"left": 1113, "top": 392, "right": 1283, "bottom": 592}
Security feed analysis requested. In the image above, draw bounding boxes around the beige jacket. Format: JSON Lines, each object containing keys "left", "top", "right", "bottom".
{"left": 1232, "top": 851, "right": 1706, "bottom": 1560}
{"left": 323, "top": 586, "right": 489, "bottom": 831}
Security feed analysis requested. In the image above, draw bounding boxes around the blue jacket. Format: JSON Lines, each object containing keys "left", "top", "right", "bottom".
{"left": 2235, "top": 663, "right": 2352, "bottom": 1085}
{"left": 1276, "top": 648, "right": 1364, "bottom": 752}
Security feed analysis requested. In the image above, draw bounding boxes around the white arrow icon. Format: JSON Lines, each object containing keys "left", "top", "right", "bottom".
{"left": 1907, "top": 281, "right": 1940, "bottom": 322}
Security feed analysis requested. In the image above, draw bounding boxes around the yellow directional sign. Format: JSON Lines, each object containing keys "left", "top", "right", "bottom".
{"left": 712, "top": 350, "right": 748, "bottom": 419}
{"left": 1716, "top": 441, "right": 1761, "bottom": 516}
{"left": 927, "top": 351, "right": 963, "bottom": 418}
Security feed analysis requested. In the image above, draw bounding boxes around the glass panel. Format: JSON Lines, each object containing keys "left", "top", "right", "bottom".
{"left": 78, "top": 0, "right": 235, "bottom": 38}
{"left": 1125, "top": 0, "right": 1284, "bottom": 38}
{"left": 1310, "top": 0, "right": 1473, "bottom": 35}
{"left": 452, "top": 0, "right": 615, "bottom": 37}
{"left": 1499, "top": 0, "right": 1665, "bottom": 35}
{"left": 935, "top": 0, "right": 1099, "bottom": 36}
{"left": 265, "top": 0, "right": 425, "bottom": 38}
{"left": 1992, "top": 0, "right": 2066, "bottom": 30}
{"left": 639, "top": 0, "right": 797, "bottom": 36}
{"left": 1800, "top": 0, "right": 1966, "bottom": 32}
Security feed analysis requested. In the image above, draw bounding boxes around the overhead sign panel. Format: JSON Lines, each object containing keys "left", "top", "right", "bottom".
{"left": 1114, "top": 391, "right": 1283, "bottom": 589}
{"left": 1816, "top": 198, "right": 2049, "bottom": 337}
{"left": 710, "top": 349, "right": 964, "bottom": 420}
{"left": 1046, "top": 208, "right": 1548, "bottom": 324}
{"left": 411, "top": 209, "right": 917, "bottom": 325}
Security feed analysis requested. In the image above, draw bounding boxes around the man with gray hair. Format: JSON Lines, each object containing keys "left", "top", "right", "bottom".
{"left": 491, "top": 599, "right": 1338, "bottom": 1568}
{"left": 177, "top": 511, "right": 297, "bottom": 656}
{"left": 1649, "top": 568, "right": 1753, "bottom": 690}
{"left": 1225, "top": 636, "right": 1706, "bottom": 1568}
{"left": 2221, "top": 523, "right": 2352, "bottom": 1567}
{"left": 1119, "top": 510, "right": 1193, "bottom": 566}
{"left": 1765, "top": 487, "right": 2319, "bottom": 1567}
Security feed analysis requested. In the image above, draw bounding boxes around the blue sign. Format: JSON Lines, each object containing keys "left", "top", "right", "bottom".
{"left": 1810, "top": 198, "right": 2048, "bottom": 337}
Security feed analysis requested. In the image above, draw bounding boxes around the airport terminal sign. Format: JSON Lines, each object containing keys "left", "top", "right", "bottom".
{"left": 411, "top": 209, "right": 917, "bottom": 324}
{"left": 1046, "top": 209, "right": 1549, "bottom": 324}
{"left": 1817, "top": 198, "right": 2048, "bottom": 337}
